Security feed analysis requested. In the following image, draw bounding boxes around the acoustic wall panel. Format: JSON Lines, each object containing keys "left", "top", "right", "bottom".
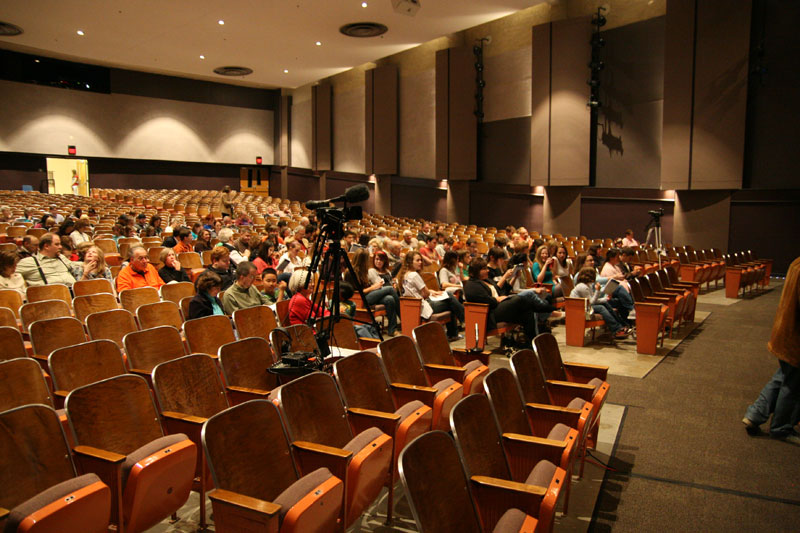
{"left": 530, "top": 21, "right": 551, "bottom": 186}
{"left": 312, "top": 83, "right": 332, "bottom": 171}
{"left": 661, "top": 0, "right": 695, "bottom": 190}
{"left": 365, "top": 65, "right": 398, "bottom": 175}
{"left": 435, "top": 47, "right": 477, "bottom": 181}
{"left": 691, "top": 0, "right": 751, "bottom": 189}
{"left": 549, "top": 17, "right": 592, "bottom": 186}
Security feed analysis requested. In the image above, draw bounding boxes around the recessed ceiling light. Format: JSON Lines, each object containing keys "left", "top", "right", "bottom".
{"left": 218, "top": 20, "right": 224, "bottom": 25}
{"left": 283, "top": 69, "right": 289, "bottom": 73}
{"left": 315, "top": 41, "right": 322, "bottom": 46}
{"left": 76, "top": 30, "right": 85, "bottom": 36}
{"left": 362, "top": 2, "right": 368, "bottom": 7}
{"left": 199, "top": 55, "right": 205, "bottom": 59}
{"left": 85, "top": 84, "right": 90, "bottom": 89}
{"left": 34, "top": 59, "right": 40, "bottom": 63}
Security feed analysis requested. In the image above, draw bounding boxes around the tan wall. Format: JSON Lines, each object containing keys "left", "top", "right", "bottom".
{"left": 333, "top": 84, "right": 365, "bottom": 174}
{"left": 290, "top": 85, "right": 312, "bottom": 169}
{"left": 0, "top": 80, "right": 274, "bottom": 165}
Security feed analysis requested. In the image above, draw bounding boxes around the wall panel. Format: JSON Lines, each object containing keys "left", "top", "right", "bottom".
{"left": 399, "top": 69, "right": 435, "bottom": 179}
{"left": 334, "top": 85, "right": 365, "bottom": 174}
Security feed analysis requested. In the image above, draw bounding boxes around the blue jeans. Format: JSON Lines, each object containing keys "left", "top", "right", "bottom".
{"left": 745, "top": 360, "right": 800, "bottom": 438}
{"left": 366, "top": 285, "right": 399, "bottom": 335}
{"left": 608, "top": 286, "right": 634, "bottom": 326}
{"left": 593, "top": 302, "right": 626, "bottom": 333}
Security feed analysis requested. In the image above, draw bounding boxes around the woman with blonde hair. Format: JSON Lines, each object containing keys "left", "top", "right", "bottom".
{"left": 348, "top": 248, "right": 399, "bottom": 335}
{"left": 70, "top": 245, "right": 113, "bottom": 281}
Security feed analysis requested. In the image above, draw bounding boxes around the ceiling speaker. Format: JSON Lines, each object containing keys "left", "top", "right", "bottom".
{"left": 392, "top": 0, "right": 421, "bottom": 17}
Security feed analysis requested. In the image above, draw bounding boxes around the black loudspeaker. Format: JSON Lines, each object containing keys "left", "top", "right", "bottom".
{"left": 247, "top": 168, "right": 253, "bottom": 188}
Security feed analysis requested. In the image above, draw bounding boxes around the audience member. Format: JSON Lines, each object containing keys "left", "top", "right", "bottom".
{"left": 134, "top": 213, "right": 148, "bottom": 233}
{"left": 287, "top": 269, "right": 329, "bottom": 325}
{"left": 438, "top": 251, "right": 465, "bottom": 298}
{"left": 251, "top": 240, "right": 277, "bottom": 274}
{"left": 188, "top": 270, "right": 225, "bottom": 319}
{"left": 194, "top": 229, "right": 213, "bottom": 253}
{"left": 417, "top": 223, "right": 434, "bottom": 243}
{"left": 350, "top": 248, "right": 399, "bottom": 336}
{"left": 575, "top": 253, "right": 634, "bottom": 327}
{"left": 570, "top": 267, "right": 629, "bottom": 339}
{"left": 16, "top": 233, "right": 77, "bottom": 287}
{"left": 158, "top": 248, "right": 191, "bottom": 284}
{"left": 619, "top": 247, "right": 644, "bottom": 280}
{"left": 532, "top": 244, "right": 561, "bottom": 295}
{"left": 0, "top": 250, "right": 25, "bottom": 296}
{"left": 172, "top": 228, "right": 194, "bottom": 254}
{"left": 400, "top": 230, "right": 418, "bottom": 253}
{"left": 221, "top": 185, "right": 236, "bottom": 218}
{"left": 419, "top": 237, "right": 439, "bottom": 265}
{"left": 70, "top": 245, "right": 112, "bottom": 282}
{"left": 116, "top": 245, "right": 165, "bottom": 292}
{"left": 397, "top": 251, "right": 464, "bottom": 341}
{"left": 487, "top": 246, "right": 521, "bottom": 296}
{"left": 599, "top": 248, "right": 631, "bottom": 292}
{"left": 222, "top": 261, "right": 272, "bottom": 314}
{"left": 621, "top": 229, "right": 639, "bottom": 248}
{"left": 17, "top": 235, "right": 38, "bottom": 259}
{"left": 261, "top": 267, "right": 287, "bottom": 304}
{"left": 276, "top": 239, "right": 303, "bottom": 275}
{"left": 553, "top": 245, "right": 574, "bottom": 282}
{"left": 204, "top": 246, "right": 235, "bottom": 291}
{"left": 69, "top": 219, "right": 91, "bottom": 247}
{"left": 742, "top": 255, "right": 800, "bottom": 445}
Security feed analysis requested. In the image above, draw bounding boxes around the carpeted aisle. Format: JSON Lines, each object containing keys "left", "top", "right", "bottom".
{"left": 589, "top": 281, "right": 800, "bottom": 532}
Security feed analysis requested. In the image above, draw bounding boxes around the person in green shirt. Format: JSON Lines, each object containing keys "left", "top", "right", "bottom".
{"left": 222, "top": 261, "right": 271, "bottom": 315}
{"left": 261, "top": 267, "right": 287, "bottom": 305}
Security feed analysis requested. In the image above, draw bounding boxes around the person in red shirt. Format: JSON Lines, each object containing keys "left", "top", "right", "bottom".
{"left": 287, "top": 269, "right": 329, "bottom": 326}
{"left": 116, "top": 245, "right": 165, "bottom": 292}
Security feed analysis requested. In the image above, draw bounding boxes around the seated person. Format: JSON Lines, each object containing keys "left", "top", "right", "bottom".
{"left": 188, "top": 270, "right": 225, "bottom": 319}
{"left": 172, "top": 227, "right": 194, "bottom": 254}
{"left": 287, "top": 269, "right": 330, "bottom": 326}
{"left": 621, "top": 229, "right": 639, "bottom": 248}
{"left": 438, "top": 251, "right": 464, "bottom": 299}
{"left": 203, "top": 246, "right": 235, "bottom": 291}
{"left": 599, "top": 248, "right": 631, "bottom": 292}
{"left": 574, "top": 253, "right": 634, "bottom": 327}
{"left": 17, "top": 235, "right": 38, "bottom": 259}
{"left": 570, "top": 267, "right": 630, "bottom": 339}
{"left": 397, "top": 251, "right": 464, "bottom": 341}
{"left": 419, "top": 238, "right": 439, "bottom": 266}
{"left": 0, "top": 249, "right": 25, "bottom": 297}
{"left": 350, "top": 249, "right": 399, "bottom": 336}
{"left": 70, "top": 244, "right": 113, "bottom": 283}
{"left": 619, "top": 247, "right": 644, "bottom": 280}
{"left": 487, "top": 247, "right": 521, "bottom": 296}
{"left": 261, "top": 267, "right": 287, "bottom": 305}
{"left": 464, "top": 257, "right": 545, "bottom": 346}
{"left": 222, "top": 261, "right": 272, "bottom": 314}
{"left": 158, "top": 248, "right": 192, "bottom": 284}
{"left": 116, "top": 245, "right": 165, "bottom": 292}
{"left": 532, "top": 244, "right": 562, "bottom": 296}
{"left": 16, "top": 233, "right": 77, "bottom": 287}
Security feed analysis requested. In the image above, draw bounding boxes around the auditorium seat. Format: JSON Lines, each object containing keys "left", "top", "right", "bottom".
{"left": 217, "top": 337, "right": 279, "bottom": 405}
{"left": 412, "top": 322, "right": 489, "bottom": 395}
{"left": 184, "top": 315, "right": 236, "bottom": 356}
{"left": 49, "top": 339, "right": 127, "bottom": 409}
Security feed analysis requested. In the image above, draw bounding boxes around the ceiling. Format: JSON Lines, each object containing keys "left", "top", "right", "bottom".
{"left": 0, "top": 0, "right": 542, "bottom": 90}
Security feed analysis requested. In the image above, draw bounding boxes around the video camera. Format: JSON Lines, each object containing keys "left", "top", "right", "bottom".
{"left": 648, "top": 208, "right": 664, "bottom": 218}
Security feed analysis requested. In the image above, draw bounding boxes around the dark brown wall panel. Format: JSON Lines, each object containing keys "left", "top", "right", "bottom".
{"left": 530, "top": 22, "right": 551, "bottom": 186}
{"left": 435, "top": 50, "right": 449, "bottom": 180}
{"left": 312, "top": 83, "right": 332, "bottom": 171}
{"left": 448, "top": 47, "right": 477, "bottom": 181}
{"left": 661, "top": 0, "right": 695, "bottom": 190}
{"left": 480, "top": 117, "right": 530, "bottom": 185}
{"left": 372, "top": 65, "right": 398, "bottom": 175}
{"left": 287, "top": 174, "right": 319, "bottom": 203}
{"left": 729, "top": 192, "right": 800, "bottom": 274}
{"left": 391, "top": 182, "right": 447, "bottom": 221}
{"left": 326, "top": 176, "right": 375, "bottom": 214}
{"left": 365, "top": 70, "right": 374, "bottom": 174}
{"left": 691, "top": 0, "right": 751, "bottom": 189}
{"left": 580, "top": 198, "right": 674, "bottom": 244}
{"left": 470, "top": 190, "right": 543, "bottom": 233}
{"left": 549, "top": 17, "right": 591, "bottom": 186}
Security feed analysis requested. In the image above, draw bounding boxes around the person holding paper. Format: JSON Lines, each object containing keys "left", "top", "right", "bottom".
{"left": 571, "top": 267, "right": 630, "bottom": 339}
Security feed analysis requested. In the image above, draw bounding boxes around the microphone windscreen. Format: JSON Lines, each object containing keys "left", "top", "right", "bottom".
{"left": 344, "top": 184, "right": 370, "bottom": 203}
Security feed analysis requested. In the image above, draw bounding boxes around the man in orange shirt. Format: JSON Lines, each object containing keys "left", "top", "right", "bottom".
{"left": 116, "top": 245, "right": 165, "bottom": 292}
{"left": 172, "top": 228, "right": 194, "bottom": 254}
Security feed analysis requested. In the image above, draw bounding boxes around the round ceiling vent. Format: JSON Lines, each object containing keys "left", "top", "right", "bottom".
{"left": 339, "top": 22, "right": 388, "bottom": 38}
{"left": 0, "top": 21, "right": 24, "bottom": 36}
{"left": 213, "top": 66, "right": 253, "bottom": 77}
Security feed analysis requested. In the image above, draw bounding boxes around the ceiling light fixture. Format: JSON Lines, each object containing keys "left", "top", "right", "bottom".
{"left": 218, "top": 20, "right": 225, "bottom": 25}
{"left": 76, "top": 30, "right": 85, "bottom": 36}
{"left": 362, "top": 2, "right": 368, "bottom": 7}
{"left": 315, "top": 41, "right": 322, "bottom": 46}
{"left": 199, "top": 55, "right": 205, "bottom": 59}
{"left": 283, "top": 69, "right": 289, "bottom": 73}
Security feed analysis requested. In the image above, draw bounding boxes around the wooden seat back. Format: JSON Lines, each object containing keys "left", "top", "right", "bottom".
{"left": 328, "top": 318, "right": 362, "bottom": 350}
{"left": 377, "top": 335, "right": 428, "bottom": 387}
{"left": 72, "top": 278, "right": 115, "bottom": 297}
{"left": 136, "top": 301, "right": 183, "bottom": 330}
{"left": 65, "top": 374, "right": 163, "bottom": 455}
{"left": 203, "top": 400, "right": 300, "bottom": 503}
{"left": 73, "top": 293, "right": 119, "bottom": 323}
{"left": 275, "top": 298, "right": 290, "bottom": 326}
{"left": 180, "top": 296, "right": 192, "bottom": 319}
{"left": 0, "top": 289, "right": 23, "bottom": 318}
{"left": 160, "top": 281, "right": 195, "bottom": 305}
{"left": 49, "top": 340, "right": 127, "bottom": 396}
{"left": 333, "top": 350, "right": 396, "bottom": 413}
{"left": 232, "top": 305, "right": 277, "bottom": 341}
{"left": 20, "top": 299, "right": 72, "bottom": 333}
{"left": 218, "top": 337, "right": 279, "bottom": 394}
{"left": 27, "top": 283, "right": 73, "bottom": 310}
{"left": 509, "top": 349, "right": 552, "bottom": 405}
{"left": 184, "top": 315, "right": 236, "bottom": 355}
{"left": 412, "top": 322, "right": 453, "bottom": 366}
{"left": 93, "top": 239, "right": 118, "bottom": 255}
{"left": 0, "top": 306, "right": 15, "bottom": 329}
{"left": 30, "top": 316, "right": 86, "bottom": 358}
{"left": 0, "top": 326, "right": 27, "bottom": 361}
{"left": 0, "top": 405, "right": 78, "bottom": 514}
{"left": 398, "top": 431, "right": 481, "bottom": 533}
{"left": 533, "top": 333, "right": 568, "bottom": 382}
{"left": 273, "top": 371, "right": 352, "bottom": 448}
{"left": 123, "top": 326, "right": 187, "bottom": 373}
{"left": 0, "top": 357, "right": 54, "bottom": 411}
{"left": 450, "top": 393, "right": 511, "bottom": 481}
{"left": 86, "top": 309, "right": 137, "bottom": 349}
{"left": 482, "top": 368, "right": 531, "bottom": 436}
{"left": 119, "top": 287, "right": 160, "bottom": 314}
{"left": 152, "top": 354, "right": 228, "bottom": 419}
{"left": 177, "top": 252, "right": 203, "bottom": 270}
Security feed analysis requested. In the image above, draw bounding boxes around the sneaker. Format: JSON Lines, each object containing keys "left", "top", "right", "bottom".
{"left": 549, "top": 311, "right": 565, "bottom": 320}
{"left": 447, "top": 334, "right": 464, "bottom": 342}
{"left": 782, "top": 434, "right": 800, "bottom": 446}
{"left": 742, "top": 417, "right": 760, "bottom": 436}
{"left": 613, "top": 329, "right": 629, "bottom": 339}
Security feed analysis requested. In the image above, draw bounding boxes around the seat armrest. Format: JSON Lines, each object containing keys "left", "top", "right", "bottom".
{"left": 209, "top": 488, "right": 281, "bottom": 516}
{"left": 357, "top": 337, "right": 381, "bottom": 350}
{"left": 226, "top": 385, "right": 271, "bottom": 398}
{"left": 501, "top": 433, "right": 568, "bottom": 473}
{"left": 423, "top": 363, "right": 466, "bottom": 384}
{"left": 390, "top": 382, "right": 437, "bottom": 407}
{"left": 291, "top": 441, "right": 352, "bottom": 482}
{"left": 471, "top": 476, "right": 546, "bottom": 496}
{"left": 208, "top": 488, "right": 281, "bottom": 531}
{"left": 563, "top": 362, "right": 608, "bottom": 381}
{"left": 347, "top": 407, "right": 401, "bottom": 437}
{"left": 451, "top": 348, "right": 490, "bottom": 366}
{"left": 0, "top": 507, "right": 8, "bottom": 521}
{"left": 73, "top": 445, "right": 126, "bottom": 464}
{"left": 161, "top": 411, "right": 207, "bottom": 425}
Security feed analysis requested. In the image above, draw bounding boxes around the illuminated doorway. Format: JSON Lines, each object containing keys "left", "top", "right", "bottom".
{"left": 46, "top": 158, "right": 89, "bottom": 196}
